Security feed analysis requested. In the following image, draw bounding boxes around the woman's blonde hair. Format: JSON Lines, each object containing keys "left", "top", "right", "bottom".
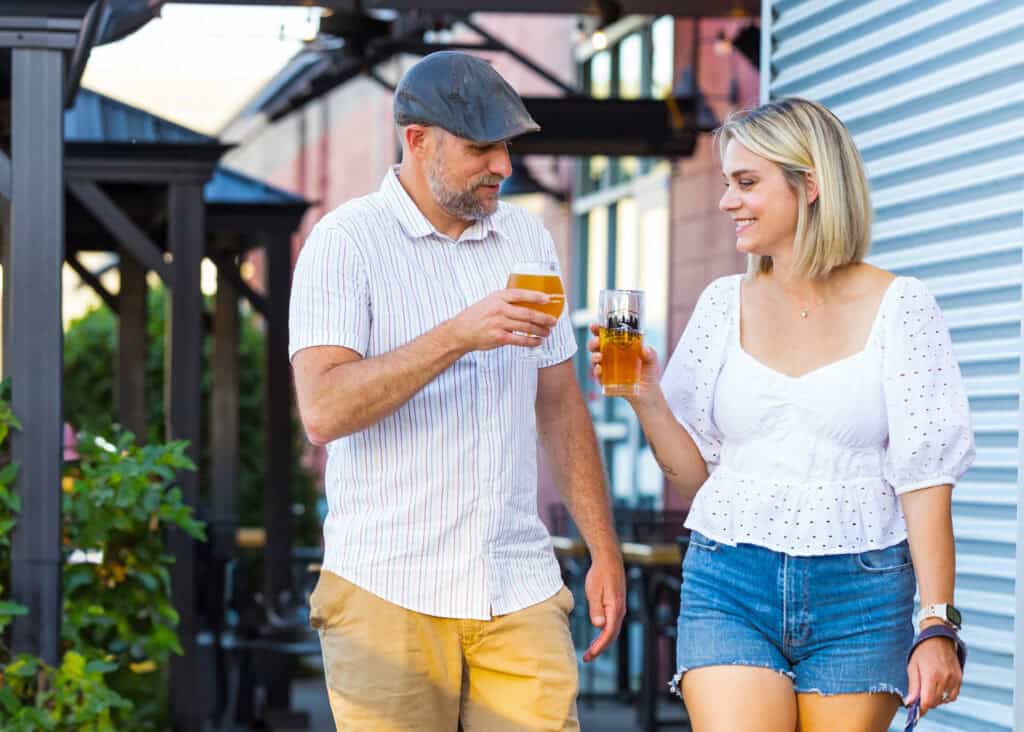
{"left": 716, "top": 97, "right": 872, "bottom": 278}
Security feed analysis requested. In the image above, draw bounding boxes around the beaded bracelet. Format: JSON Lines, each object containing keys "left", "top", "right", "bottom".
{"left": 904, "top": 624, "right": 967, "bottom": 731}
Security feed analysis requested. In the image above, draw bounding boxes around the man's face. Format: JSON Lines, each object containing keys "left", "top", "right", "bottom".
{"left": 426, "top": 129, "right": 513, "bottom": 221}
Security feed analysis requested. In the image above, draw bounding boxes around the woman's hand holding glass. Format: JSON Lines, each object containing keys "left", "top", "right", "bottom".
{"left": 587, "top": 323, "right": 663, "bottom": 407}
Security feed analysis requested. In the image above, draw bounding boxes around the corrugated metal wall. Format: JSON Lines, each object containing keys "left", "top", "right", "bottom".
{"left": 762, "top": 1, "right": 1024, "bottom": 730}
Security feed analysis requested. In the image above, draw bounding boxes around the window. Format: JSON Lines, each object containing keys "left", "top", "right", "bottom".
{"left": 585, "top": 206, "right": 609, "bottom": 313}
{"left": 573, "top": 18, "right": 676, "bottom": 507}
{"left": 618, "top": 33, "right": 643, "bottom": 181}
{"left": 652, "top": 15, "right": 674, "bottom": 99}
{"left": 585, "top": 51, "right": 612, "bottom": 192}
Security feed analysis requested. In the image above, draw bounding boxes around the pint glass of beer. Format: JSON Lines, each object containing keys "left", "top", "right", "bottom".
{"left": 506, "top": 261, "right": 565, "bottom": 358}
{"left": 598, "top": 289, "right": 644, "bottom": 396}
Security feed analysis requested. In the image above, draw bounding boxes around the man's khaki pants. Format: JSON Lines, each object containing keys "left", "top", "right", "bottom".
{"left": 309, "top": 571, "right": 580, "bottom": 731}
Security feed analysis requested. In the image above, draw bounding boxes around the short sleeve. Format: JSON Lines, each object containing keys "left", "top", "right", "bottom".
{"left": 288, "top": 223, "right": 371, "bottom": 360}
{"left": 660, "top": 276, "right": 736, "bottom": 469}
{"left": 536, "top": 230, "right": 578, "bottom": 368}
{"left": 882, "top": 277, "right": 975, "bottom": 495}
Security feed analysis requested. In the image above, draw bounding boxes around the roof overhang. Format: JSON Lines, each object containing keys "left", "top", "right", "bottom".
{"left": 514, "top": 97, "right": 705, "bottom": 157}
{"left": 180, "top": 0, "right": 758, "bottom": 14}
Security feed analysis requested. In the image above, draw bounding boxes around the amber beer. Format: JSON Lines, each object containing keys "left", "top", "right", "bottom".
{"left": 506, "top": 261, "right": 565, "bottom": 319}
{"left": 599, "top": 328, "right": 643, "bottom": 395}
{"left": 598, "top": 289, "right": 644, "bottom": 397}
{"left": 506, "top": 261, "right": 565, "bottom": 359}
{"left": 506, "top": 272, "right": 565, "bottom": 319}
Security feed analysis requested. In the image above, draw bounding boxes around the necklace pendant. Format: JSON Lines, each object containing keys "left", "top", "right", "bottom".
{"left": 800, "top": 309, "right": 808, "bottom": 319}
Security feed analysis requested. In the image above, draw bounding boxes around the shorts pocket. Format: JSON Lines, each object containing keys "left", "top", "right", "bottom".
{"left": 687, "top": 531, "right": 720, "bottom": 552}
{"left": 555, "top": 585, "right": 575, "bottom": 615}
{"left": 855, "top": 541, "right": 912, "bottom": 573}
{"left": 308, "top": 570, "right": 353, "bottom": 631}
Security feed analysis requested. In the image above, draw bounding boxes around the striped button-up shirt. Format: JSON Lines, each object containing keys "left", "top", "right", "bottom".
{"left": 289, "top": 167, "right": 576, "bottom": 619}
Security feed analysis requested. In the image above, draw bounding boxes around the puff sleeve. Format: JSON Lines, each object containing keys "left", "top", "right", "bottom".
{"left": 881, "top": 277, "right": 975, "bottom": 495}
{"left": 660, "top": 275, "right": 736, "bottom": 471}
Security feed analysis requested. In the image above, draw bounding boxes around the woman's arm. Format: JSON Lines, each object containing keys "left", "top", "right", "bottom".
{"left": 630, "top": 383, "right": 708, "bottom": 498}
{"left": 901, "top": 484, "right": 955, "bottom": 614}
{"left": 588, "top": 325, "right": 709, "bottom": 497}
{"left": 901, "top": 484, "right": 962, "bottom": 716}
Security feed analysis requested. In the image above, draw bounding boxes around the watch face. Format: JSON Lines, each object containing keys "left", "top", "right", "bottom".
{"left": 946, "top": 605, "right": 962, "bottom": 627}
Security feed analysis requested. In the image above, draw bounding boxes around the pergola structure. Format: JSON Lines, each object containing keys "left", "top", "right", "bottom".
{"left": 63, "top": 88, "right": 311, "bottom": 729}
{"left": 1, "top": 1, "right": 755, "bottom": 730}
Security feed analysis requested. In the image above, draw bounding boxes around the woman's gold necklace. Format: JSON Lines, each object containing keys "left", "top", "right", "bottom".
{"left": 797, "top": 298, "right": 826, "bottom": 319}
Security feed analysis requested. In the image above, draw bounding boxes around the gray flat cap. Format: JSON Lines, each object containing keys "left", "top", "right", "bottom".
{"left": 394, "top": 51, "right": 540, "bottom": 144}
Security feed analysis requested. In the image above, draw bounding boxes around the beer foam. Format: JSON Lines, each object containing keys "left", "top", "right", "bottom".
{"left": 511, "top": 262, "right": 557, "bottom": 276}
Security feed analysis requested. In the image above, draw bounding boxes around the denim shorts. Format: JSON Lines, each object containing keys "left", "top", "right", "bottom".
{"left": 673, "top": 531, "right": 915, "bottom": 698}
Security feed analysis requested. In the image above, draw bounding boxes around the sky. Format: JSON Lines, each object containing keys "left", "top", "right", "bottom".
{"left": 81, "top": 3, "right": 321, "bottom": 136}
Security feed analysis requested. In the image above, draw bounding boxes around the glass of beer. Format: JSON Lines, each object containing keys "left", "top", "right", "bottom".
{"left": 598, "top": 289, "right": 644, "bottom": 396}
{"left": 506, "top": 261, "right": 565, "bottom": 358}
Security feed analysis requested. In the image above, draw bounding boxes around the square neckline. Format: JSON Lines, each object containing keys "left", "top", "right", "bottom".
{"left": 734, "top": 274, "right": 902, "bottom": 382}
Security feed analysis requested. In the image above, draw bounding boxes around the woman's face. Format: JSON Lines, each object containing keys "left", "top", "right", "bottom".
{"left": 719, "top": 139, "right": 805, "bottom": 260}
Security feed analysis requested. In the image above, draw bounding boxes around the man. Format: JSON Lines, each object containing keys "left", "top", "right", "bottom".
{"left": 289, "top": 51, "right": 625, "bottom": 731}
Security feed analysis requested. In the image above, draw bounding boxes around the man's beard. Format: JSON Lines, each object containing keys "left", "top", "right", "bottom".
{"left": 427, "top": 154, "right": 503, "bottom": 222}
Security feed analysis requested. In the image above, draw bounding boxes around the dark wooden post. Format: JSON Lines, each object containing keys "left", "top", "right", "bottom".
{"left": 165, "top": 181, "right": 205, "bottom": 732}
{"left": 5, "top": 44, "right": 66, "bottom": 665}
{"left": 263, "top": 234, "right": 294, "bottom": 611}
{"left": 264, "top": 232, "right": 294, "bottom": 712}
{"left": 211, "top": 248, "right": 240, "bottom": 557}
{"left": 117, "top": 251, "right": 148, "bottom": 441}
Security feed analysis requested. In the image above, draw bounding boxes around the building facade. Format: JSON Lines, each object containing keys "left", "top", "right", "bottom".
{"left": 223, "top": 11, "right": 759, "bottom": 522}
{"left": 761, "top": 1, "right": 1024, "bottom": 730}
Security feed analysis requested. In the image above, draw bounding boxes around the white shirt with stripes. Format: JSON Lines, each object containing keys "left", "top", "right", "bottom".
{"left": 289, "top": 166, "right": 577, "bottom": 619}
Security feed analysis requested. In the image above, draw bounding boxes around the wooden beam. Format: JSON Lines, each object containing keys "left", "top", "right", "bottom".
{"left": 461, "top": 17, "right": 581, "bottom": 97}
{"left": 5, "top": 45, "right": 64, "bottom": 666}
{"left": 165, "top": 181, "right": 205, "bottom": 732}
{"left": 210, "top": 256, "right": 240, "bottom": 560}
{"left": 263, "top": 228, "right": 294, "bottom": 712}
{"left": 116, "top": 252, "right": 148, "bottom": 442}
{"left": 210, "top": 254, "right": 269, "bottom": 318}
{"left": 181, "top": 0, "right": 759, "bottom": 14}
{"left": 65, "top": 254, "right": 119, "bottom": 314}
{"left": 513, "top": 97, "right": 703, "bottom": 156}
{"left": 66, "top": 179, "right": 172, "bottom": 282}
{"left": 0, "top": 150, "right": 10, "bottom": 201}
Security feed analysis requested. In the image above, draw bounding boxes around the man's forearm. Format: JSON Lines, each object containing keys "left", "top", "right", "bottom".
{"left": 537, "top": 385, "right": 619, "bottom": 559}
{"left": 299, "top": 322, "right": 466, "bottom": 444}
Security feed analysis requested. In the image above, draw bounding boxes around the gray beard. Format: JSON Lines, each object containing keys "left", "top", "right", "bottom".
{"left": 427, "top": 157, "right": 492, "bottom": 222}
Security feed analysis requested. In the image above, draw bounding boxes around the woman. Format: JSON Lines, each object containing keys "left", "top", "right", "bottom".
{"left": 589, "top": 98, "right": 973, "bottom": 731}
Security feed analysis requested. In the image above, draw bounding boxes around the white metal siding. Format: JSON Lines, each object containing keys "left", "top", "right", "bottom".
{"left": 763, "top": 1, "right": 1024, "bottom": 730}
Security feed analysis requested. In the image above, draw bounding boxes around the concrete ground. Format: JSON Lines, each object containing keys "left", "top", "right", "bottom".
{"left": 289, "top": 665, "right": 690, "bottom": 732}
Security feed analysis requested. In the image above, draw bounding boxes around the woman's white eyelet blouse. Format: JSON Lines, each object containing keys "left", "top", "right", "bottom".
{"left": 661, "top": 274, "right": 975, "bottom": 555}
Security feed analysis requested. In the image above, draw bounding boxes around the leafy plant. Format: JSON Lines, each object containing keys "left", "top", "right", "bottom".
{"left": 0, "top": 395, "right": 23, "bottom": 639}
{"left": 0, "top": 393, "right": 130, "bottom": 730}
{"left": 62, "top": 430, "right": 205, "bottom": 730}
{"left": 63, "top": 286, "right": 319, "bottom": 545}
{"left": 0, "top": 651, "right": 130, "bottom": 732}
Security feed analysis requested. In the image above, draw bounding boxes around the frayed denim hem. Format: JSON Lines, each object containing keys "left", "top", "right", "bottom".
{"left": 794, "top": 683, "right": 906, "bottom": 699}
{"left": 668, "top": 663, "right": 797, "bottom": 698}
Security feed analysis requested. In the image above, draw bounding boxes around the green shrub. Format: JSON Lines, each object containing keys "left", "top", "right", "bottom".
{"left": 62, "top": 430, "right": 205, "bottom": 730}
{"left": 63, "top": 287, "right": 319, "bottom": 545}
{"left": 0, "top": 395, "right": 130, "bottom": 730}
{"left": 0, "top": 389, "right": 212, "bottom": 729}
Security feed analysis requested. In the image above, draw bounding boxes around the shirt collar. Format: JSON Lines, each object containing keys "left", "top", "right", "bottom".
{"left": 380, "top": 165, "right": 507, "bottom": 243}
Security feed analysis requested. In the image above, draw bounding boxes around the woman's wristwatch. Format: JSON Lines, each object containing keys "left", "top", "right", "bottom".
{"left": 915, "top": 603, "right": 962, "bottom": 631}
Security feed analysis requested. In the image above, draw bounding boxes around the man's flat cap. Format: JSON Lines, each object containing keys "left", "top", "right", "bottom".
{"left": 394, "top": 51, "right": 540, "bottom": 144}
